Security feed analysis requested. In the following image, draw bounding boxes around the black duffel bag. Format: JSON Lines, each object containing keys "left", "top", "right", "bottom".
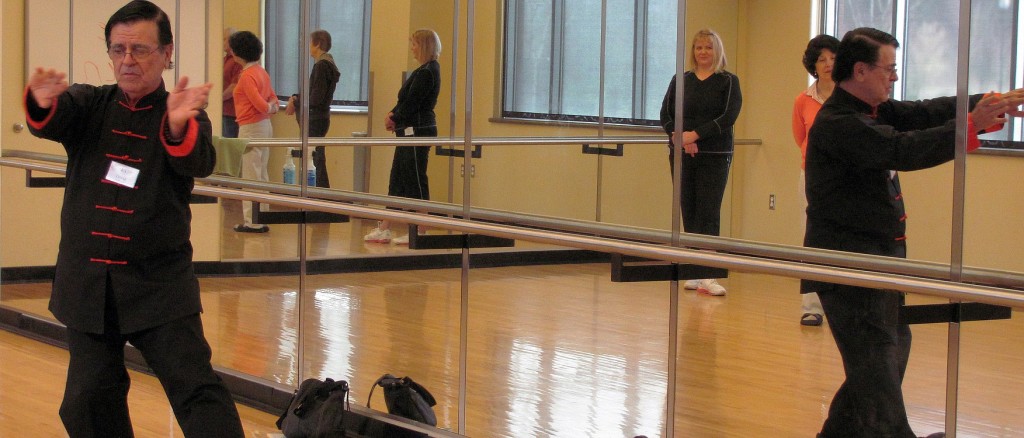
{"left": 277, "top": 377, "right": 351, "bottom": 438}
{"left": 360, "top": 374, "right": 438, "bottom": 437}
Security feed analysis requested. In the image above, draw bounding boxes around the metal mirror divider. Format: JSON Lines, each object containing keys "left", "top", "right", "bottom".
{"left": 2, "top": 146, "right": 1024, "bottom": 437}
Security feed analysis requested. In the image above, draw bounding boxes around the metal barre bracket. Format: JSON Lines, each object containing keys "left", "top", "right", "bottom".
{"left": 407, "top": 224, "right": 515, "bottom": 250}
{"left": 899, "top": 302, "right": 1012, "bottom": 324}
{"left": 25, "top": 169, "right": 66, "bottom": 188}
{"left": 581, "top": 143, "right": 624, "bottom": 157}
{"left": 435, "top": 145, "right": 482, "bottom": 158}
{"left": 252, "top": 202, "right": 350, "bottom": 224}
{"left": 610, "top": 253, "right": 728, "bottom": 282}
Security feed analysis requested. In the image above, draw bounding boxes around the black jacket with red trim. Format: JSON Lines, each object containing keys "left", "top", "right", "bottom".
{"left": 24, "top": 82, "right": 213, "bottom": 334}
{"left": 801, "top": 86, "right": 981, "bottom": 293}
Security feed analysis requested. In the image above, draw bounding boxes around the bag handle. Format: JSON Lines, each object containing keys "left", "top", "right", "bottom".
{"left": 366, "top": 374, "right": 437, "bottom": 408}
{"left": 366, "top": 373, "right": 397, "bottom": 407}
{"left": 401, "top": 376, "right": 436, "bottom": 407}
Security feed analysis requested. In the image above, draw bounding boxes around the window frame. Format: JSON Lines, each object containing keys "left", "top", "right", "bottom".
{"left": 819, "top": 0, "right": 1024, "bottom": 148}
{"left": 263, "top": 0, "right": 372, "bottom": 110}
{"left": 500, "top": 0, "right": 673, "bottom": 127}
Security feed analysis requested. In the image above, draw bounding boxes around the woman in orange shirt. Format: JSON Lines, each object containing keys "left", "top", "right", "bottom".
{"left": 229, "top": 30, "right": 278, "bottom": 233}
{"left": 791, "top": 34, "right": 838, "bottom": 326}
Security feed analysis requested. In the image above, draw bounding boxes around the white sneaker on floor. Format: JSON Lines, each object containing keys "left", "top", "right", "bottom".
{"left": 697, "top": 279, "right": 726, "bottom": 296}
{"left": 392, "top": 234, "right": 409, "bottom": 245}
{"left": 363, "top": 228, "right": 392, "bottom": 243}
{"left": 683, "top": 279, "right": 700, "bottom": 290}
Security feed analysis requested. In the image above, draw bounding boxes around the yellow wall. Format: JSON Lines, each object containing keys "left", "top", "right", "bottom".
{"left": 2, "top": 0, "right": 65, "bottom": 267}
{"left": 731, "top": 0, "right": 809, "bottom": 246}
{"left": 5, "top": 0, "right": 1024, "bottom": 272}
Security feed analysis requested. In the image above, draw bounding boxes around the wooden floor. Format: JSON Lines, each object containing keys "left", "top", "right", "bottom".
{"left": 2, "top": 200, "right": 1023, "bottom": 437}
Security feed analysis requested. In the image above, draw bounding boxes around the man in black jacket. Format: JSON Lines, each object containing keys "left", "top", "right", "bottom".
{"left": 286, "top": 29, "right": 341, "bottom": 187}
{"left": 24, "top": 1, "right": 244, "bottom": 436}
{"left": 804, "top": 27, "right": 1023, "bottom": 438}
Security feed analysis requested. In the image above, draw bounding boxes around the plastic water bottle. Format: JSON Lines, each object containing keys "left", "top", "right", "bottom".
{"left": 283, "top": 156, "right": 296, "bottom": 184}
{"left": 306, "top": 158, "right": 316, "bottom": 187}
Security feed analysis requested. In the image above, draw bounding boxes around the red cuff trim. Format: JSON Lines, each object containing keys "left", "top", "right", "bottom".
{"left": 161, "top": 116, "right": 199, "bottom": 157}
{"left": 23, "top": 85, "right": 57, "bottom": 130}
{"left": 966, "top": 116, "right": 981, "bottom": 152}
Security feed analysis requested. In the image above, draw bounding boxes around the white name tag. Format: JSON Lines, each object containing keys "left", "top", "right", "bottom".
{"left": 404, "top": 126, "right": 414, "bottom": 136}
{"left": 106, "top": 161, "right": 140, "bottom": 188}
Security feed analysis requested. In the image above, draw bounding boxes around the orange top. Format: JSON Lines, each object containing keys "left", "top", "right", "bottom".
{"left": 233, "top": 63, "right": 276, "bottom": 126}
{"left": 791, "top": 82, "right": 826, "bottom": 170}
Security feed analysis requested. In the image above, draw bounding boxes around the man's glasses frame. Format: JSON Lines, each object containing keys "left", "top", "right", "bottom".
{"left": 107, "top": 44, "right": 163, "bottom": 61}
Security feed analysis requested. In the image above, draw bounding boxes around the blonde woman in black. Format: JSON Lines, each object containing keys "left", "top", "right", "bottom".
{"left": 365, "top": 29, "right": 441, "bottom": 245}
{"left": 659, "top": 28, "right": 742, "bottom": 295}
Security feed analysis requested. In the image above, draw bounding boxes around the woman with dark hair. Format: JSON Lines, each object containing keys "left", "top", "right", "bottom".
{"left": 229, "top": 30, "right": 278, "bottom": 233}
{"left": 792, "top": 34, "right": 839, "bottom": 326}
{"left": 365, "top": 29, "right": 442, "bottom": 245}
{"left": 658, "top": 28, "right": 743, "bottom": 296}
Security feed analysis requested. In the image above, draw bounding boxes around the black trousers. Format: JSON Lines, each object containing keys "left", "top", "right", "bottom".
{"left": 60, "top": 288, "right": 244, "bottom": 437}
{"left": 668, "top": 151, "right": 732, "bottom": 236}
{"left": 309, "top": 118, "right": 331, "bottom": 188}
{"left": 388, "top": 126, "right": 435, "bottom": 200}
{"left": 817, "top": 286, "right": 916, "bottom": 438}
{"left": 221, "top": 115, "right": 238, "bottom": 138}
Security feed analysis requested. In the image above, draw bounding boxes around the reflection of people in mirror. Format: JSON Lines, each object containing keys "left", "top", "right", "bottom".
{"left": 658, "top": 28, "right": 743, "bottom": 296}
{"left": 365, "top": 29, "right": 442, "bottom": 245}
{"left": 285, "top": 29, "right": 340, "bottom": 188}
{"left": 803, "top": 27, "right": 1024, "bottom": 438}
{"left": 222, "top": 27, "right": 242, "bottom": 138}
{"left": 229, "top": 30, "right": 278, "bottom": 234}
{"left": 22, "top": 1, "right": 244, "bottom": 436}
{"left": 791, "top": 34, "right": 839, "bottom": 327}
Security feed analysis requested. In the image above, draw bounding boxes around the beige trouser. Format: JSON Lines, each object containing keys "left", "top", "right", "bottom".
{"left": 238, "top": 119, "right": 272, "bottom": 226}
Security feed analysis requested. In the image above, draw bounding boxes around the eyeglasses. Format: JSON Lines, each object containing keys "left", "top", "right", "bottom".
{"left": 871, "top": 63, "right": 899, "bottom": 76}
{"left": 107, "top": 44, "right": 162, "bottom": 61}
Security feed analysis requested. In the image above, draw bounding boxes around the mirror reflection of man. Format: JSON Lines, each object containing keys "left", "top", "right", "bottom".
{"left": 24, "top": 1, "right": 245, "bottom": 436}
{"left": 804, "top": 27, "right": 1024, "bottom": 438}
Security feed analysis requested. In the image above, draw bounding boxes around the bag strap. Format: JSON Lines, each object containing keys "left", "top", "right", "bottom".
{"left": 401, "top": 377, "right": 436, "bottom": 407}
{"left": 318, "top": 378, "right": 348, "bottom": 398}
{"left": 366, "top": 373, "right": 396, "bottom": 407}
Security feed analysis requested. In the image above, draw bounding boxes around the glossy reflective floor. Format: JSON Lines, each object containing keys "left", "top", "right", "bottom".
{"left": 2, "top": 200, "right": 1022, "bottom": 436}
{"left": 4, "top": 268, "right": 1023, "bottom": 437}
{"left": 0, "top": 329, "right": 281, "bottom": 437}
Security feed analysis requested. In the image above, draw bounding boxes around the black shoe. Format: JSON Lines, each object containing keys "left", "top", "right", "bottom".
{"left": 234, "top": 224, "right": 269, "bottom": 233}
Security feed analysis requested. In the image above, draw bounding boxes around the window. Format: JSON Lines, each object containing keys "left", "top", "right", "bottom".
{"left": 821, "top": 0, "right": 1018, "bottom": 142}
{"left": 502, "top": 0, "right": 677, "bottom": 126}
{"left": 263, "top": 0, "right": 371, "bottom": 108}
